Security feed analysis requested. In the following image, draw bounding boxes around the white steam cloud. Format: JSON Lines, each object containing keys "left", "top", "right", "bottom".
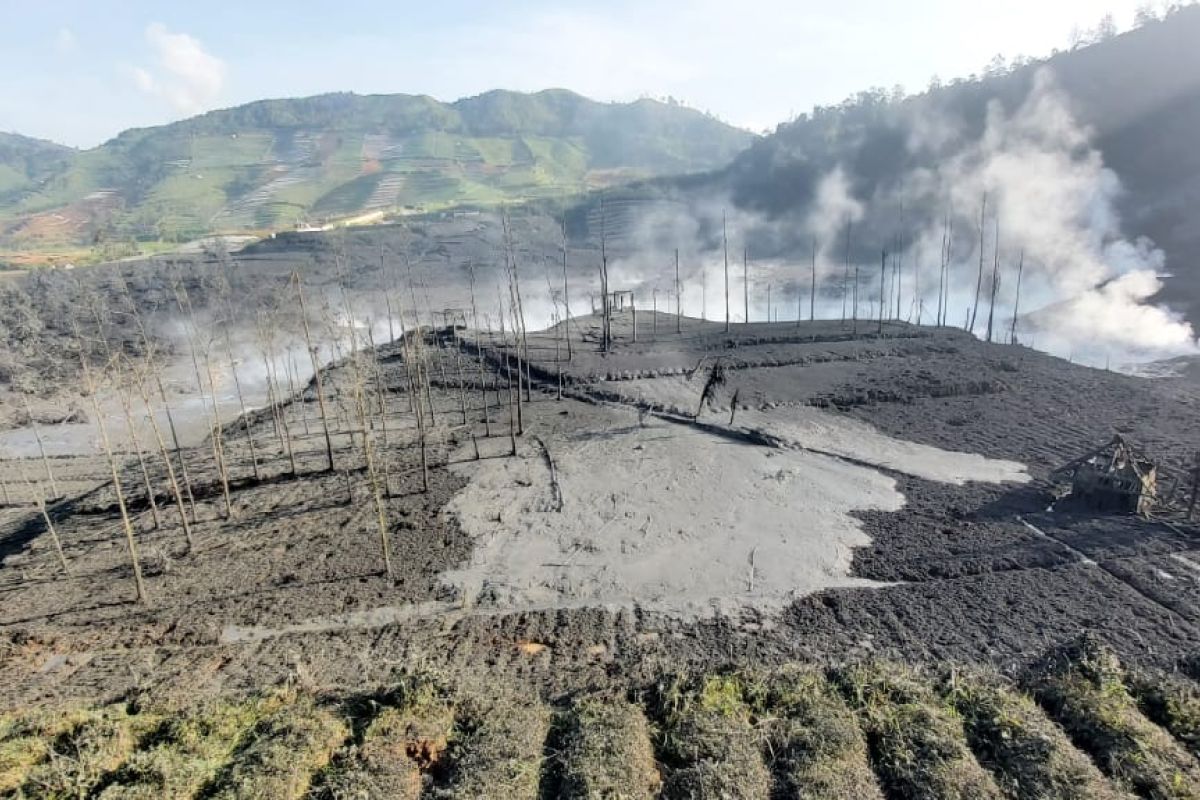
{"left": 901, "top": 68, "right": 1196, "bottom": 363}
{"left": 599, "top": 67, "right": 1195, "bottom": 368}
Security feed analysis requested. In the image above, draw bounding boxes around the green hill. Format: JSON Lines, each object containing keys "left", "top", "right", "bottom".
{"left": 0, "top": 89, "right": 752, "bottom": 258}
{"left": 0, "top": 133, "right": 74, "bottom": 198}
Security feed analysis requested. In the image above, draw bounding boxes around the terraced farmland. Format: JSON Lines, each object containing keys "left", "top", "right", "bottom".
{"left": 5, "top": 641, "right": 1200, "bottom": 798}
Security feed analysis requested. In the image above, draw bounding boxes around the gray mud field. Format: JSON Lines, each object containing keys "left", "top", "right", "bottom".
{"left": 4, "top": 304, "right": 1200, "bottom": 712}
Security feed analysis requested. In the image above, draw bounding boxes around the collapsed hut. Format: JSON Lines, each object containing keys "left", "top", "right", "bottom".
{"left": 1052, "top": 435, "right": 1157, "bottom": 514}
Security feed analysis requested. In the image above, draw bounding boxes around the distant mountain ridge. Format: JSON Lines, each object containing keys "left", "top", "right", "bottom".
{"left": 0, "top": 89, "right": 752, "bottom": 260}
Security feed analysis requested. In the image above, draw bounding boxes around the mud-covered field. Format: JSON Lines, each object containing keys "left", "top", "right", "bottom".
{"left": 3, "top": 304, "right": 1200, "bottom": 747}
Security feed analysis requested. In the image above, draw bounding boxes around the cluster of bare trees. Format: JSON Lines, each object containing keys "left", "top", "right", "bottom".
{"left": 0, "top": 235, "right": 553, "bottom": 604}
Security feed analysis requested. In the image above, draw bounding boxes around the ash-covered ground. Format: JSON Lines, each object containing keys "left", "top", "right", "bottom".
{"left": 3, "top": 298, "right": 1200, "bottom": 711}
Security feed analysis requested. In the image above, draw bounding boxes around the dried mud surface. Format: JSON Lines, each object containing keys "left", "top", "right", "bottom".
{"left": 4, "top": 315, "right": 1200, "bottom": 711}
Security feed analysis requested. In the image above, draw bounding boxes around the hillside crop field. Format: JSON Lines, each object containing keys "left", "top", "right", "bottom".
{"left": 0, "top": 91, "right": 752, "bottom": 264}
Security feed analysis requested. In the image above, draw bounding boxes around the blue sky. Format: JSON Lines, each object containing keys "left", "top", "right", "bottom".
{"left": 1, "top": 0, "right": 1147, "bottom": 148}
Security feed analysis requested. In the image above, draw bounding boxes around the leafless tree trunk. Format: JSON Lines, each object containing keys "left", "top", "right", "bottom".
{"left": 1010, "top": 249, "right": 1025, "bottom": 345}
{"left": 879, "top": 250, "right": 887, "bottom": 335}
{"left": 852, "top": 264, "right": 860, "bottom": 336}
{"left": 561, "top": 218, "right": 573, "bottom": 360}
{"left": 743, "top": 247, "right": 749, "bottom": 324}
{"left": 343, "top": 290, "right": 394, "bottom": 577}
{"left": 74, "top": 324, "right": 146, "bottom": 603}
{"left": 841, "top": 218, "right": 852, "bottom": 324}
{"left": 293, "top": 271, "right": 335, "bottom": 472}
{"left": 133, "top": 364, "right": 193, "bottom": 550}
{"left": 970, "top": 192, "right": 988, "bottom": 333}
{"left": 201, "top": 350, "right": 235, "bottom": 519}
{"left": 223, "top": 330, "right": 260, "bottom": 481}
{"left": 937, "top": 215, "right": 948, "bottom": 327}
{"left": 21, "top": 396, "right": 58, "bottom": 499}
{"left": 986, "top": 216, "right": 1002, "bottom": 342}
{"left": 809, "top": 237, "right": 817, "bottom": 323}
{"left": 675, "top": 248, "right": 682, "bottom": 333}
{"left": 155, "top": 373, "right": 197, "bottom": 522}
{"left": 599, "top": 201, "right": 612, "bottom": 350}
{"left": 723, "top": 211, "right": 731, "bottom": 333}
{"left": 16, "top": 463, "right": 69, "bottom": 574}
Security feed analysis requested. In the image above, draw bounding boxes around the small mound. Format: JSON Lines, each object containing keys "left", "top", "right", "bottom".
{"left": 435, "top": 691, "right": 550, "bottom": 800}
{"left": 837, "top": 662, "right": 1003, "bottom": 800}
{"left": 16, "top": 704, "right": 159, "bottom": 799}
{"left": 318, "top": 678, "right": 455, "bottom": 800}
{"left": 205, "top": 693, "right": 347, "bottom": 800}
{"left": 945, "top": 668, "right": 1126, "bottom": 800}
{"left": 749, "top": 666, "right": 883, "bottom": 799}
{"left": 97, "top": 694, "right": 284, "bottom": 799}
{"left": 1029, "top": 635, "right": 1200, "bottom": 799}
{"left": 557, "top": 695, "right": 660, "bottom": 799}
{"left": 657, "top": 674, "right": 771, "bottom": 800}
{"left": 1127, "top": 669, "right": 1200, "bottom": 760}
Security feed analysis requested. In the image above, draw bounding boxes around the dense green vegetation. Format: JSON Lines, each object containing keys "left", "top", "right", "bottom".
{"left": 0, "top": 89, "right": 751, "bottom": 255}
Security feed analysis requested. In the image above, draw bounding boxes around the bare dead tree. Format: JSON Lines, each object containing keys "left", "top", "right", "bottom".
{"left": 599, "top": 198, "right": 611, "bottom": 350}
{"left": 222, "top": 325, "right": 260, "bottom": 482}
{"left": 675, "top": 248, "right": 682, "bottom": 333}
{"left": 723, "top": 211, "right": 731, "bottom": 333}
{"left": 19, "top": 395, "right": 58, "bottom": 499}
{"left": 73, "top": 323, "right": 146, "bottom": 603}
{"left": 809, "top": 237, "right": 817, "bottom": 323}
{"left": 561, "top": 218, "right": 573, "bottom": 360}
{"left": 342, "top": 288, "right": 394, "bottom": 577}
{"left": 154, "top": 372, "right": 197, "bottom": 522}
{"left": 986, "top": 215, "right": 1002, "bottom": 343}
{"left": 852, "top": 263, "right": 860, "bottom": 336}
{"left": 879, "top": 249, "right": 887, "bottom": 335}
{"left": 404, "top": 255, "right": 438, "bottom": 427}
{"left": 743, "top": 246, "right": 749, "bottom": 324}
{"left": 200, "top": 343, "right": 235, "bottom": 519}
{"left": 969, "top": 192, "right": 988, "bottom": 333}
{"left": 1010, "top": 249, "right": 1025, "bottom": 345}
{"left": 841, "top": 218, "right": 852, "bottom": 324}
{"left": 467, "top": 263, "right": 492, "bottom": 436}
{"left": 936, "top": 215, "right": 948, "bottom": 327}
{"left": 292, "top": 270, "right": 335, "bottom": 473}
{"left": 174, "top": 279, "right": 233, "bottom": 517}
{"left": 17, "top": 466, "right": 69, "bottom": 574}
{"left": 131, "top": 358, "right": 194, "bottom": 550}
{"left": 257, "top": 310, "right": 296, "bottom": 475}
{"left": 92, "top": 301, "right": 161, "bottom": 531}
{"left": 498, "top": 287, "right": 518, "bottom": 453}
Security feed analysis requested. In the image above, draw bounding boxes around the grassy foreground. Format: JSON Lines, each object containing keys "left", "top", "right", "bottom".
{"left": 1, "top": 640, "right": 1198, "bottom": 798}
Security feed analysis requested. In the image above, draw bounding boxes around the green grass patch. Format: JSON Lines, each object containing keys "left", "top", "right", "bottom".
{"left": 14, "top": 704, "right": 159, "bottom": 799}
{"left": 837, "top": 662, "right": 1004, "bottom": 800}
{"left": 945, "top": 667, "right": 1125, "bottom": 799}
{"left": 1030, "top": 636, "right": 1200, "bottom": 799}
{"left": 556, "top": 695, "right": 660, "bottom": 799}
{"left": 95, "top": 693, "right": 285, "bottom": 799}
{"left": 316, "top": 676, "right": 455, "bottom": 800}
{"left": 204, "top": 692, "right": 347, "bottom": 800}
{"left": 744, "top": 666, "right": 883, "bottom": 799}
{"left": 656, "top": 673, "right": 770, "bottom": 800}
{"left": 436, "top": 690, "right": 550, "bottom": 800}
{"left": 1128, "top": 669, "right": 1200, "bottom": 760}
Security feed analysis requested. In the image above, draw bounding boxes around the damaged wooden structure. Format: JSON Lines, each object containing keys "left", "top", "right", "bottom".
{"left": 1052, "top": 435, "right": 1157, "bottom": 514}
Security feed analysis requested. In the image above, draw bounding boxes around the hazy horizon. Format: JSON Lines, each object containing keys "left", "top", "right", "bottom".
{"left": 2, "top": 0, "right": 1151, "bottom": 148}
